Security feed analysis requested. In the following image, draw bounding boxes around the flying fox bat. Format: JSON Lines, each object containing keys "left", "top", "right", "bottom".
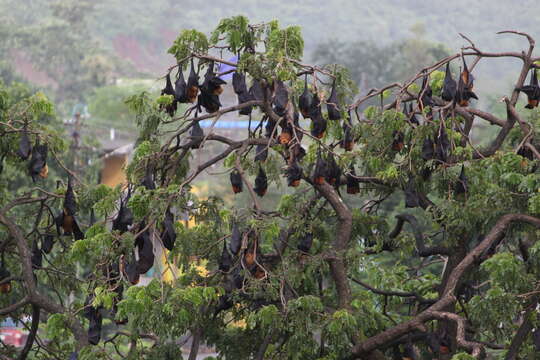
{"left": 340, "top": 118, "right": 354, "bottom": 151}
{"left": 229, "top": 221, "right": 242, "bottom": 255}
{"left": 325, "top": 155, "right": 341, "bottom": 187}
{"left": 326, "top": 79, "right": 341, "bottom": 120}
{"left": 160, "top": 208, "right": 176, "bottom": 251}
{"left": 455, "top": 56, "right": 478, "bottom": 106}
{"left": 254, "top": 144, "right": 268, "bottom": 162}
{"left": 297, "top": 232, "right": 313, "bottom": 253}
{"left": 135, "top": 229, "right": 154, "bottom": 274}
{"left": 346, "top": 166, "right": 360, "bottom": 194}
{"left": 0, "top": 266, "right": 11, "bottom": 294}
{"left": 230, "top": 170, "right": 243, "bottom": 194}
{"left": 160, "top": 73, "right": 177, "bottom": 116}
{"left": 391, "top": 130, "right": 405, "bottom": 151}
{"left": 453, "top": 164, "right": 468, "bottom": 196}
{"left": 83, "top": 297, "right": 103, "bottom": 345}
{"left": 197, "top": 61, "right": 226, "bottom": 113}
{"left": 174, "top": 66, "right": 189, "bottom": 103}
{"left": 186, "top": 58, "right": 199, "bottom": 103}
{"left": 55, "top": 178, "right": 84, "bottom": 240}
{"left": 286, "top": 161, "right": 302, "bottom": 187}
{"left": 189, "top": 121, "right": 204, "bottom": 149}
{"left": 273, "top": 80, "right": 289, "bottom": 116}
{"left": 141, "top": 165, "right": 155, "bottom": 190}
{"left": 517, "top": 67, "right": 540, "bottom": 109}
{"left": 219, "top": 241, "right": 233, "bottom": 272}
{"left": 253, "top": 167, "right": 268, "bottom": 197}
{"left": 441, "top": 62, "right": 457, "bottom": 101}
{"left": 17, "top": 128, "right": 32, "bottom": 160}
{"left": 299, "top": 74, "right": 313, "bottom": 119}
{"left": 28, "top": 143, "right": 48, "bottom": 182}
{"left": 113, "top": 190, "right": 133, "bottom": 233}
{"left": 313, "top": 150, "right": 327, "bottom": 185}
{"left": 249, "top": 79, "right": 265, "bottom": 102}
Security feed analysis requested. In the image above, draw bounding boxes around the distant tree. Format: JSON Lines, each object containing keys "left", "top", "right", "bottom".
{"left": 1, "top": 16, "right": 540, "bottom": 360}
{"left": 313, "top": 28, "right": 449, "bottom": 91}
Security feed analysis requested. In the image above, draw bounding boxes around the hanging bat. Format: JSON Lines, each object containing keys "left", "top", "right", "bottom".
{"left": 41, "top": 234, "right": 54, "bottom": 254}
{"left": 229, "top": 221, "right": 242, "bottom": 255}
{"left": 273, "top": 80, "right": 289, "bottom": 116}
{"left": 311, "top": 116, "right": 327, "bottom": 139}
{"left": 404, "top": 178, "right": 420, "bottom": 208}
{"left": 286, "top": 161, "right": 302, "bottom": 187}
{"left": 141, "top": 165, "right": 155, "bottom": 190}
{"left": 232, "top": 72, "right": 248, "bottom": 95}
{"left": 238, "top": 91, "right": 254, "bottom": 115}
{"left": 391, "top": 130, "right": 405, "bottom": 151}
{"left": 341, "top": 118, "right": 354, "bottom": 151}
{"left": 160, "top": 73, "right": 177, "bottom": 116}
{"left": 121, "top": 256, "right": 140, "bottom": 285}
{"left": 313, "top": 150, "right": 327, "bottom": 185}
{"left": 249, "top": 79, "right": 265, "bottom": 101}
{"left": 290, "top": 144, "right": 306, "bottom": 163}
{"left": 0, "top": 266, "right": 11, "bottom": 294}
{"left": 113, "top": 190, "right": 133, "bottom": 233}
{"left": 198, "top": 63, "right": 226, "bottom": 113}
{"left": 517, "top": 68, "right": 540, "bottom": 109}
{"left": 219, "top": 242, "right": 233, "bottom": 272}
{"left": 230, "top": 170, "right": 243, "bottom": 194}
{"left": 253, "top": 167, "right": 268, "bottom": 197}
{"left": 408, "top": 103, "right": 420, "bottom": 125}
{"left": 402, "top": 344, "right": 416, "bottom": 360}
{"left": 31, "top": 239, "right": 42, "bottom": 269}
{"left": 265, "top": 117, "right": 277, "bottom": 139}
{"left": 441, "top": 62, "right": 457, "bottom": 101}
{"left": 28, "top": 143, "right": 48, "bottom": 182}
{"left": 189, "top": 121, "right": 204, "bottom": 149}
{"left": 279, "top": 125, "right": 292, "bottom": 145}
{"left": 326, "top": 79, "right": 341, "bottom": 120}
{"left": 83, "top": 297, "right": 103, "bottom": 345}
{"left": 310, "top": 94, "right": 327, "bottom": 138}
{"left": 17, "top": 128, "right": 32, "bottom": 160}
{"left": 455, "top": 56, "right": 478, "bottom": 106}
{"left": 174, "top": 65, "right": 189, "bottom": 103}
{"left": 186, "top": 58, "right": 199, "bottom": 103}
{"left": 233, "top": 73, "right": 253, "bottom": 114}
{"left": 453, "top": 164, "right": 468, "bottom": 196}
{"left": 299, "top": 74, "right": 313, "bottom": 119}
{"left": 254, "top": 144, "right": 268, "bottom": 162}
{"left": 297, "top": 232, "right": 313, "bottom": 253}
{"left": 419, "top": 71, "right": 434, "bottom": 111}
{"left": 517, "top": 144, "right": 534, "bottom": 160}
{"left": 325, "top": 155, "right": 341, "bottom": 187}
{"left": 434, "top": 124, "right": 450, "bottom": 164}
{"left": 244, "top": 235, "right": 257, "bottom": 268}
{"left": 346, "top": 166, "right": 360, "bottom": 194}
{"left": 160, "top": 208, "right": 176, "bottom": 251}
{"left": 421, "top": 137, "right": 435, "bottom": 161}
{"left": 203, "top": 61, "right": 227, "bottom": 95}
{"left": 135, "top": 229, "right": 154, "bottom": 274}
{"left": 55, "top": 178, "right": 84, "bottom": 240}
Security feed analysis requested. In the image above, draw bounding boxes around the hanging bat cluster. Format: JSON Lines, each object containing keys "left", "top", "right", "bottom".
{"left": 441, "top": 57, "right": 478, "bottom": 107}
{"left": 161, "top": 59, "right": 200, "bottom": 116}
{"left": 219, "top": 222, "right": 267, "bottom": 284}
{"left": 517, "top": 67, "right": 540, "bottom": 109}
{"left": 55, "top": 177, "right": 84, "bottom": 241}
